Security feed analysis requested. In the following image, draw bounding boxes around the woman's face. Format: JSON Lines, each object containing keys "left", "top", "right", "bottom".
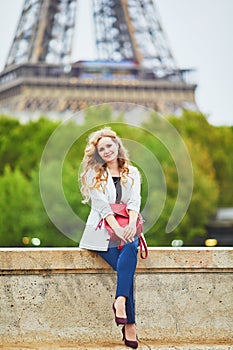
{"left": 97, "top": 137, "right": 119, "bottom": 163}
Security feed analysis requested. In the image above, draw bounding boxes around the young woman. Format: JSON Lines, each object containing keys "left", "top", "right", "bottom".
{"left": 79, "top": 127, "right": 141, "bottom": 349}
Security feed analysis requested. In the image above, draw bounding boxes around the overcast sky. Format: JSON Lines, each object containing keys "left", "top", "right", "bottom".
{"left": 0, "top": 0, "right": 232, "bottom": 126}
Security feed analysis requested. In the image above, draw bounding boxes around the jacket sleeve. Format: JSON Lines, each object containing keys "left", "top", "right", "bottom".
{"left": 126, "top": 167, "right": 141, "bottom": 213}
{"left": 86, "top": 170, "right": 114, "bottom": 219}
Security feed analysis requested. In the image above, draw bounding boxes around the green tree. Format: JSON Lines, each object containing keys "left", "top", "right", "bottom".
{"left": 0, "top": 116, "right": 21, "bottom": 173}
{"left": 29, "top": 167, "right": 79, "bottom": 247}
{"left": 141, "top": 111, "right": 219, "bottom": 246}
{"left": 0, "top": 115, "right": 58, "bottom": 176}
{"left": 0, "top": 109, "right": 231, "bottom": 247}
{"left": 0, "top": 166, "right": 39, "bottom": 246}
{"left": 169, "top": 110, "right": 233, "bottom": 206}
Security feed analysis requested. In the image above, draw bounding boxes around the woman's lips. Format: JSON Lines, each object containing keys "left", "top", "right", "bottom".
{"left": 104, "top": 152, "right": 114, "bottom": 158}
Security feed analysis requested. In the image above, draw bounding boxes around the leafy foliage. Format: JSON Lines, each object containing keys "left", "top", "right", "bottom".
{"left": 0, "top": 109, "right": 232, "bottom": 247}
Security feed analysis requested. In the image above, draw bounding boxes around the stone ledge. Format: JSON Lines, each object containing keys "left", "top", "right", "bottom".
{"left": 0, "top": 247, "right": 232, "bottom": 274}
{"left": 0, "top": 248, "right": 232, "bottom": 346}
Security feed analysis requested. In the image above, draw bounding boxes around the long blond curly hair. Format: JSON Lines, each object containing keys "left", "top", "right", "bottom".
{"left": 80, "top": 127, "right": 132, "bottom": 203}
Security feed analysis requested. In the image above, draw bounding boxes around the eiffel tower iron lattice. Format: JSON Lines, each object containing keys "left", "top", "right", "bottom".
{"left": 0, "top": 0, "right": 197, "bottom": 116}
{"left": 92, "top": 0, "right": 178, "bottom": 77}
{"left": 5, "top": 0, "right": 77, "bottom": 67}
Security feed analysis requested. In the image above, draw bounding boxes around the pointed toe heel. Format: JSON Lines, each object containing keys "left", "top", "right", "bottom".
{"left": 112, "top": 303, "right": 127, "bottom": 326}
{"left": 122, "top": 326, "right": 138, "bottom": 349}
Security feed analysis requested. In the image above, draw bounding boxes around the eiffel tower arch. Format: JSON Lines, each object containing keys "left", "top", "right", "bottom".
{"left": 0, "top": 0, "right": 197, "bottom": 116}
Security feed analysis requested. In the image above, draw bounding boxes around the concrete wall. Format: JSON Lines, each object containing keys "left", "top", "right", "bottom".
{"left": 0, "top": 248, "right": 232, "bottom": 348}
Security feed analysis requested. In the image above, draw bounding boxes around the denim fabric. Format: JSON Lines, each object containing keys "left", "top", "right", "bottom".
{"left": 96, "top": 238, "right": 138, "bottom": 324}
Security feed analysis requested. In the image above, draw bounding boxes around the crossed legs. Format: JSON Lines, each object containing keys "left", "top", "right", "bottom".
{"left": 97, "top": 239, "right": 138, "bottom": 340}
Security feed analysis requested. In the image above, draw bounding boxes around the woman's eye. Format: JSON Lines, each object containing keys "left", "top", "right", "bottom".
{"left": 107, "top": 144, "right": 112, "bottom": 148}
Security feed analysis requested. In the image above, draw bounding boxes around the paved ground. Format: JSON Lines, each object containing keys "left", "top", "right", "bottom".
{"left": 2, "top": 344, "right": 233, "bottom": 350}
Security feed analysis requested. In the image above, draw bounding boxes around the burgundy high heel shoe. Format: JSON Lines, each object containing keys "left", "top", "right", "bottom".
{"left": 122, "top": 325, "right": 138, "bottom": 349}
{"left": 112, "top": 302, "right": 127, "bottom": 326}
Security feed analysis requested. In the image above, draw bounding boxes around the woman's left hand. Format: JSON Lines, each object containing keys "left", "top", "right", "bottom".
{"left": 123, "top": 222, "right": 137, "bottom": 242}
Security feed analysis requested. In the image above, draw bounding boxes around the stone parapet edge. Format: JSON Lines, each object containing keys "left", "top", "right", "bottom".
{"left": 0, "top": 247, "right": 232, "bottom": 274}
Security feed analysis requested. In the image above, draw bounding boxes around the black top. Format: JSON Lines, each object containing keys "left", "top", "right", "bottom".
{"left": 112, "top": 177, "right": 122, "bottom": 203}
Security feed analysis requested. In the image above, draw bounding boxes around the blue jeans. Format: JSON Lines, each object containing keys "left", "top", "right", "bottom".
{"left": 96, "top": 238, "right": 138, "bottom": 324}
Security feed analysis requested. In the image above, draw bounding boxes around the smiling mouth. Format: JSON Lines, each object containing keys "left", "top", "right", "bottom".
{"left": 105, "top": 152, "right": 114, "bottom": 158}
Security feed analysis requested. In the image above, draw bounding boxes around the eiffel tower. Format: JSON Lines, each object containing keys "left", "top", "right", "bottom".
{"left": 0, "top": 0, "right": 197, "bottom": 116}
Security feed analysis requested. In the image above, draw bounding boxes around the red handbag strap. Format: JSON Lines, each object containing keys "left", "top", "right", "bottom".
{"left": 117, "top": 236, "right": 148, "bottom": 259}
{"left": 139, "top": 235, "right": 149, "bottom": 259}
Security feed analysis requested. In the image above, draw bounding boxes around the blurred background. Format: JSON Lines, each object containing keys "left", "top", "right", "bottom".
{"left": 0, "top": 0, "right": 232, "bottom": 247}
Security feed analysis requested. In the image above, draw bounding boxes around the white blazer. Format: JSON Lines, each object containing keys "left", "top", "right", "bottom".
{"left": 79, "top": 165, "right": 141, "bottom": 251}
